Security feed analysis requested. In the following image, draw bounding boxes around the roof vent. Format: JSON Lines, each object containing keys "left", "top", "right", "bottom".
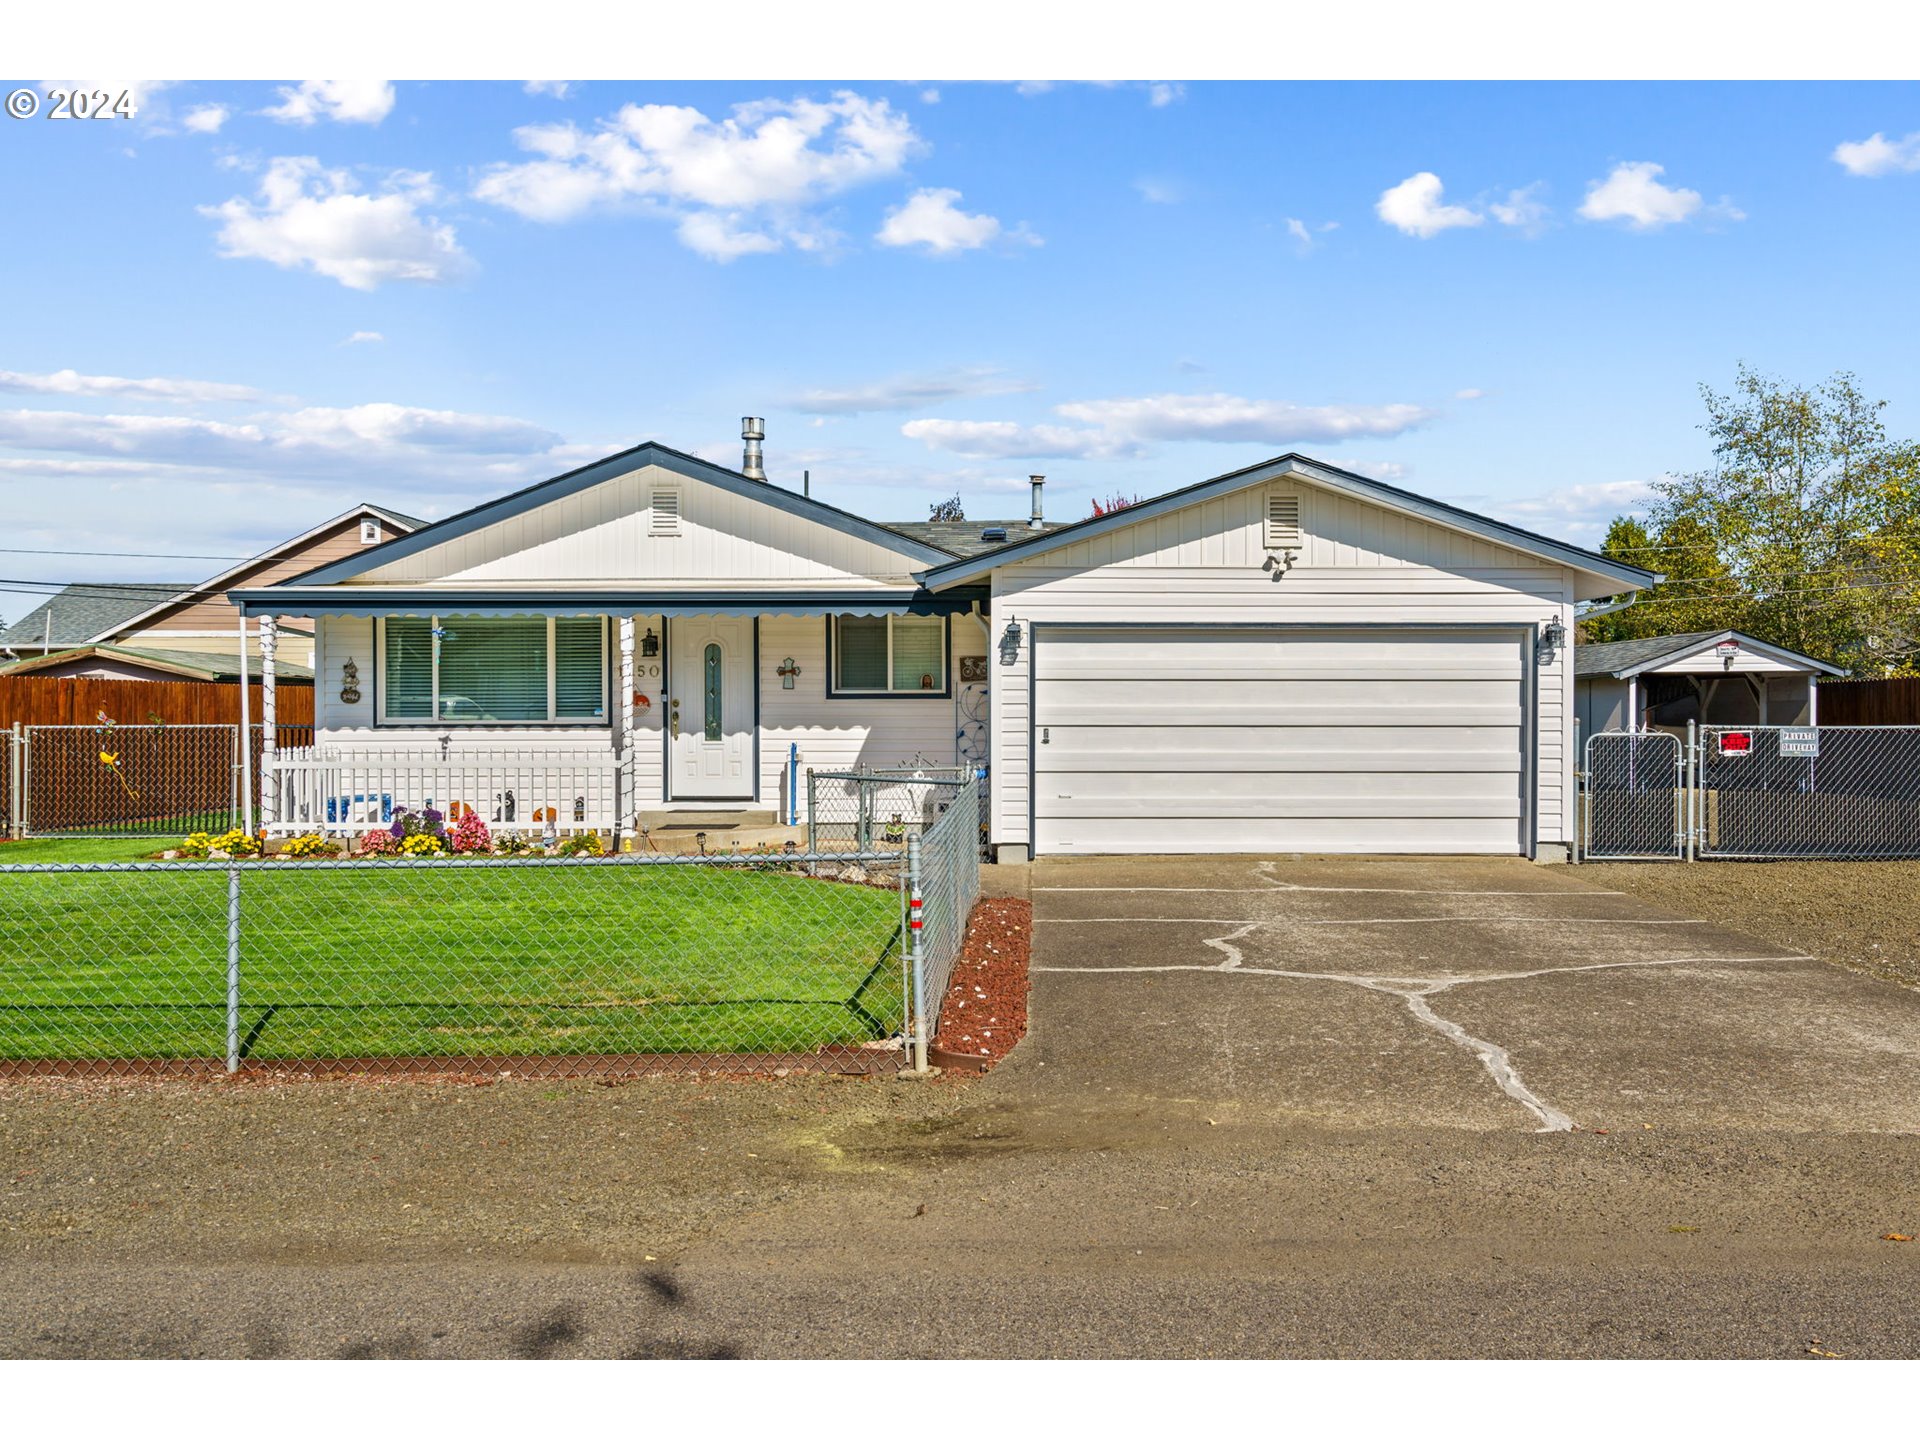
{"left": 1029, "top": 474, "right": 1045, "bottom": 529}
{"left": 742, "top": 417, "right": 766, "bottom": 481}
{"left": 980, "top": 526, "right": 1009, "bottom": 543}
{"left": 1266, "top": 490, "right": 1302, "bottom": 550}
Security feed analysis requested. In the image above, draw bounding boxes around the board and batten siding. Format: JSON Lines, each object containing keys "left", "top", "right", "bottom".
{"left": 987, "top": 482, "right": 1578, "bottom": 852}
{"left": 350, "top": 464, "right": 924, "bottom": 588}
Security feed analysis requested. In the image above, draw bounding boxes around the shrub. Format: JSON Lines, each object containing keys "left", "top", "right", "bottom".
{"left": 554, "top": 831, "right": 606, "bottom": 857}
{"left": 400, "top": 833, "right": 445, "bottom": 858}
{"left": 493, "top": 831, "right": 538, "bottom": 857}
{"left": 282, "top": 833, "right": 338, "bottom": 858}
{"left": 358, "top": 830, "right": 400, "bottom": 857}
{"left": 449, "top": 809, "right": 493, "bottom": 855}
{"left": 210, "top": 828, "right": 261, "bottom": 858}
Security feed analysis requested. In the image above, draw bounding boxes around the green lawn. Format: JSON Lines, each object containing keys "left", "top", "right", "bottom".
{"left": 0, "top": 837, "right": 179, "bottom": 864}
{"left": 0, "top": 863, "right": 906, "bottom": 1061}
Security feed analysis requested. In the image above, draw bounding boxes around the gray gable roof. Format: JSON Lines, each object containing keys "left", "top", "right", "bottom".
{"left": 881, "top": 520, "right": 1068, "bottom": 558}
{"left": 1574, "top": 630, "right": 1845, "bottom": 677}
{"left": 919, "top": 453, "right": 1661, "bottom": 592}
{"left": 0, "top": 584, "right": 189, "bottom": 650}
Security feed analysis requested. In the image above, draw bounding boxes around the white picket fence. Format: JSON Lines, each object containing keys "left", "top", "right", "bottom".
{"left": 266, "top": 745, "right": 619, "bottom": 838}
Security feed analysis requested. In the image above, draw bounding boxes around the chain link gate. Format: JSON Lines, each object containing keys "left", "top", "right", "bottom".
{"left": 1698, "top": 724, "right": 1920, "bottom": 859}
{"left": 1582, "top": 730, "right": 1685, "bottom": 859}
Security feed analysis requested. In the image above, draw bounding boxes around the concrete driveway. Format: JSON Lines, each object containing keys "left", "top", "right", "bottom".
{"left": 1015, "top": 854, "right": 1920, "bottom": 1133}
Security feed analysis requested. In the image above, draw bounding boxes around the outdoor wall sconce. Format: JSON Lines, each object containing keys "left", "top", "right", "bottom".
{"left": 777, "top": 656, "right": 801, "bottom": 689}
{"left": 339, "top": 657, "right": 362, "bottom": 705}
{"left": 640, "top": 627, "right": 660, "bottom": 659}
{"left": 999, "top": 619, "right": 1022, "bottom": 666}
{"left": 1536, "top": 616, "right": 1567, "bottom": 665}
{"left": 1261, "top": 552, "right": 1296, "bottom": 582}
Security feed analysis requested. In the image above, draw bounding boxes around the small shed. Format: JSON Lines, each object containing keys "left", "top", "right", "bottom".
{"left": 1575, "top": 629, "right": 1845, "bottom": 738}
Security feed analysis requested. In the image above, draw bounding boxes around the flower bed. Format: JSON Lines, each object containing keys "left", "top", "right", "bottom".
{"left": 932, "top": 897, "right": 1032, "bottom": 1070}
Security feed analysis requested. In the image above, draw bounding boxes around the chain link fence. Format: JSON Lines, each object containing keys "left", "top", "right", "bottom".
{"left": 1583, "top": 730, "right": 1684, "bottom": 859}
{"left": 2, "top": 727, "right": 16, "bottom": 841}
{"left": 805, "top": 765, "right": 982, "bottom": 854}
{"left": 17, "top": 722, "right": 313, "bottom": 838}
{"left": 907, "top": 773, "right": 983, "bottom": 1067}
{"left": 1698, "top": 724, "right": 1920, "bottom": 859}
{"left": 1580, "top": 724, "right": 1920, "bottom": 861}
{"left": 0, "top": 852, "right": 925, "bottom": 1077}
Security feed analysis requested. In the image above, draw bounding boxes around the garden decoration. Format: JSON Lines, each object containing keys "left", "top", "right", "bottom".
{"left": 94, "top": 711, "right": 139, "bottom": 801}
{"left": 339, "top": 657, "right": 362, "bottom": 705}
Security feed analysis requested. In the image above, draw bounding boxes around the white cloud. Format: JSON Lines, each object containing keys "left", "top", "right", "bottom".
{"left": 1376, "top": 171, "right": 1485, "bottom": 238}
{"left": 1489, "top": 182, "right": 1550, "bottom": 235}
{"left": 1135, "top": 176, "right": 1182, "bottom": 205}
{"left": 1284, "top": 217, "right": 1338, "bottom": 255}
{"left": 1578, "top": 161, "right": 1740, "bottom": 230}
{"left": 1483, "top": 479, "right": 1657, "bottom": 542}
{"left": 0, "top": 368, "right": 262, "bottom": 404}
{"left": 474, "top": 91, "right": 921, "bottom": 261}
{"left": 182, "top": 103, "right": 230, "bottom": 135}
{"left": 1014, "top": 81, "right": 1055, "bottom": 97}
{"left": 1055, "top": 393, "right": 1435, "bottom": 445}
{"left": 919, "top": 88, "right": 941, "bottom": 105}
{"left": 877, "top": 188, "right": 1032, "bottom": 254}
{"left": 342, "top": 331, "right": 385, "bottom": 345}
{"left": 1344, "top": 460, "right": 1411, "bottom": 483}
{"left": 902, "top": 390, "right": 1434, "bottom": 462}
{"left": 263, "top": 80, "right": 396, "bottom": 127}
{"left": 202, "top": 156, "right": 472, "bottom": 291}
{"left": 791, "top": 367, "right": 1039, "bottom": 415}
{"left": 1832, "top": 131, "right": 1920, "bottom": 177}
{"left": 1454, "top": 388, "right": 1486, "bottom": 401}
{"left": 523, "top": 81, "right": 575, "bottom": 99}
{"left": 1148, "top": 82, "right": 1186, "bottom": 108}
{"left": 900, "top": 418, "right": 1140, "bottom": 461}
{"left": 1173, "top": 357, "right": 1207, "bottom": 375}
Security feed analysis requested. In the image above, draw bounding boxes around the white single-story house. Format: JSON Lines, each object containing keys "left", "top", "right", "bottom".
{"left": 235, "top": 431, "right": 1656, "bottom": 861}
{"left": 1574, "top": 629, "right": 1845, "bottom": 740}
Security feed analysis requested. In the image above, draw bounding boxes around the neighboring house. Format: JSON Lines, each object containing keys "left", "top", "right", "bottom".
{"left": 0, "top": 504, "right": 418, "bottom": 682}
{"left": 1574, "top": 630, "right": 1845, "bottom": 739}
{"left": 238, "top": 435, "right": 1655, "bottom": 860}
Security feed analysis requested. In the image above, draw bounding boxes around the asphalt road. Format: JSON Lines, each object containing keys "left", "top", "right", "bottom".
{"left": 4, "top": 854, "right": 1918, "bottom": 1358}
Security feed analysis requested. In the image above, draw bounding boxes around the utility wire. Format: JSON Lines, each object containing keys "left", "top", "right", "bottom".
{"left": 0, "top": 546, "right": 253, "bottom": 561}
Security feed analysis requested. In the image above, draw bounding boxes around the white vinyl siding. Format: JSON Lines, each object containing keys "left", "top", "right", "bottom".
{"left": 1033, "top": 627, "right": 1526, "bottom": 855}
{"left": 376, "top": 616, "right": 607, "bottom": 725}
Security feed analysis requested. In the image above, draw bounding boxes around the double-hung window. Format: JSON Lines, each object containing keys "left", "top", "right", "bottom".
{"left": 378, "top": 616, "right": 608, "bottom": 724}
{"left": 828, "top": 614, "right": 948, "bottom": 697}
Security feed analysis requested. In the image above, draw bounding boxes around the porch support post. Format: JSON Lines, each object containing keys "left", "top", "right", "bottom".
{"left": 1626, "top": 675, "right": 1639, "bottom": 732}
{"left": 618, "top": 617, "right": 635, "bottom": 849}
{"left": 259, "top": 616, "right": 278, "bottom": 836}
{"left": 236, "top": 608, "right": 254, "bottom": 836}
{"left": 1807, "top": 676, "right": 1818, "bottom": 725}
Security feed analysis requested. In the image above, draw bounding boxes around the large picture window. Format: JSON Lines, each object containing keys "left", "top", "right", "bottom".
{"left": 828, "top": 614, "right": 949, "bottom": 697}
{"left": 378, "top": 616, "right": 608, "bottom": 724}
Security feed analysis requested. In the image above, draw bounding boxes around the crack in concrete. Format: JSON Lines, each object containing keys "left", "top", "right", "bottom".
{"left": 1035, "top": 864, "right": 1812, "bottom": 1134}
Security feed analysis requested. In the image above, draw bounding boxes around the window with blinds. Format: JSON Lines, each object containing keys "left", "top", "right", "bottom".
{"left": 376, "top": 616, "right": 606, "bottom": 724}
{"left": 829, "top": 614, "right": 948, "bottom": 696}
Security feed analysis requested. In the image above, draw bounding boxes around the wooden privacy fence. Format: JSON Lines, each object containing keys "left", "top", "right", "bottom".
{"left": 0, "top": 675, "right": 313, "bottom": 730}
{"left": 1817, "top": 677, "right": 1920, "bottom": 726}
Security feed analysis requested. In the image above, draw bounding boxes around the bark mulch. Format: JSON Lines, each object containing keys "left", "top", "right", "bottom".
{"left": 931, "top": 898, "right": 1032, "bottom": 1071}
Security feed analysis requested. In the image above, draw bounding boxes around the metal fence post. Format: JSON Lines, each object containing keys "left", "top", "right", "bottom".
{"left": 906, "top": 834, "right": 928, "bottom": 1074}
{"left": 1684, "top": 720, "right": 1697, "bottom": 861}
{"left": 7, "top": 722, "right": 20, "bottom": 840}
{"left": 806, "top": 768, "right": 816, "bottom": 852}
{"left": 225, "top": 864, "right": 242, "bottom": 1073}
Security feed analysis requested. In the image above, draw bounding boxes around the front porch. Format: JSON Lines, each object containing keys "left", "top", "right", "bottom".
{"left": 246, "top": 596, "right": 990, "bottom": 847}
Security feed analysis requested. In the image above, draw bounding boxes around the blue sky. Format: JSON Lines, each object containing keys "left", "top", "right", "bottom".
{"left": 3, "top": 78, "right": 1919, "bottom": 593}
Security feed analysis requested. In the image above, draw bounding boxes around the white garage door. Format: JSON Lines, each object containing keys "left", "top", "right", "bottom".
{"left": 1032, "top": 626, "right": 1528, "bottom": 855}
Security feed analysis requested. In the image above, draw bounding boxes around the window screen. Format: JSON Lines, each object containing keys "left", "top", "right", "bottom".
{"left": 554, "top": 617, "right": 606, "bottom": 719}
{"left": 383, "top": 616, "right": 433, "bottom": 719}
{"left": 830, "top": 614, "right": 947, "bottom": 694}
{"left": 437, "top": 617, "right": 547, "bottom": 722}
{"left": 835, "top": 615, "right": 889, "bottom": 690}
{"left": 891, "top": 615, "right": 944, "bottom": 691}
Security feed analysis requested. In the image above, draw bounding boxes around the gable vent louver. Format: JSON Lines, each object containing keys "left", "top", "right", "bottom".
{"left": 650, "top": 489, "right": 681, "bottom": 536}
{"left": 1266, "top": 491, "right": 1302, "bottom": 551}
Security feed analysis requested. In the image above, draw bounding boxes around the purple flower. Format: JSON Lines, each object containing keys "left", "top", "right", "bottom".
{"left": 389, "top": 819, "right": 405, "bottom": 838}
{"left": 423, "top": 808, "right": 444, "bottom": 825}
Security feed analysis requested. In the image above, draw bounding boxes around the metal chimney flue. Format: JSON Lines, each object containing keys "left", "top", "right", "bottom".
{"left": 1029, "top": 474, "right": 1046, "bottom": 529}
{"left": 741, "top": 417, "right": 766, "bottom": 481}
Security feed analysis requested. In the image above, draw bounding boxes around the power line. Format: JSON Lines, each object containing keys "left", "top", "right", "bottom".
{"left": 0, "top": 546, "right": 252, "bottom": 561}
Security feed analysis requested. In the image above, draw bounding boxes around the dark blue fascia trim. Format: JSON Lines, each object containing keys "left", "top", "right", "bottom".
{"left": 824, "top": 613, "right": 954, "bottom": 701}
{"left": 234, "top": 586, "right": 988, "bottom": 619}
{"left": 916, "top": 453, "right": 1660, "bottom": 592}
{"left": 269, "top": 443, "right": 957, "bottom": 592}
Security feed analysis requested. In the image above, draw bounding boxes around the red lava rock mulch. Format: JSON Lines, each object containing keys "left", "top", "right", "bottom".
{"left": 930, "top": 898, "right": 1032, "bottom": 1072}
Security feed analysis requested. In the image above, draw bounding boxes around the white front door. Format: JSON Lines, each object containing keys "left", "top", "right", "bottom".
{"left": 669, "top": 617, "right": 755, "bottom": 800}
